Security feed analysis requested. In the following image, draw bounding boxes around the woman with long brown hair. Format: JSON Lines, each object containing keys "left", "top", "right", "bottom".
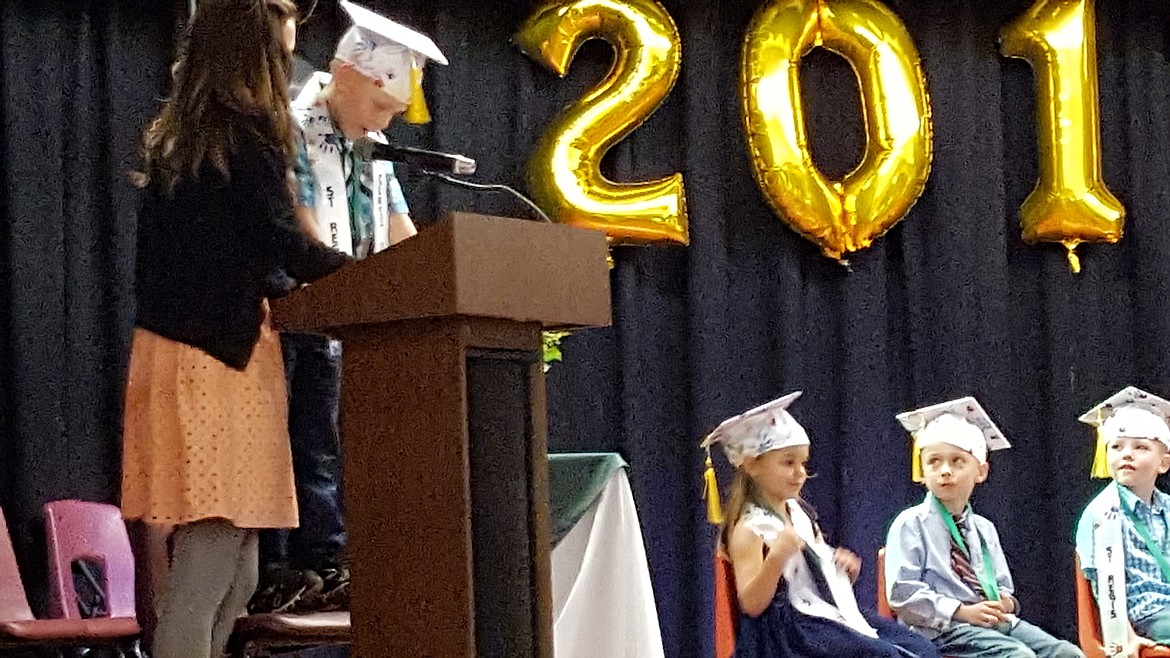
{"left": 120, "top": 1, "right": 347, "bottom": 656}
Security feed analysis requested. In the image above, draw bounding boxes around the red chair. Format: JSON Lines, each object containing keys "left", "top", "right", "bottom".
{"left": 877, "top": 548, "right": 894, "bottom": 619}
{"left": 0, "top": 504, "right": 138, "bottom": 651}
{"left": 1074, "top": 556, "right": 1170, "bottom": 658}
{"left": 715, "top": 551, "right": 738, "bottom": 658}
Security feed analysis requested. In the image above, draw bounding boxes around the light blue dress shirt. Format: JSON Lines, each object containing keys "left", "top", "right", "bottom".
{"left": 885, "top": 493, "right": 1018, "bottom": 638}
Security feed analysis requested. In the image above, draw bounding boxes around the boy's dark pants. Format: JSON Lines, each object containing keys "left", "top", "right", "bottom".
{"left": 258, "top": 332, "right": 346, "bottom": 570}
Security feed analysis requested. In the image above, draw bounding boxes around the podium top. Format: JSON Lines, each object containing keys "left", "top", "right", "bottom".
{"left": 272, "top": 213, "right": 612, "bottom": 332}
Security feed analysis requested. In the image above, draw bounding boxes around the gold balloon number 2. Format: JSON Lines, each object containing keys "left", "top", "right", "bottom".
{"left": 514, "top": 0, "right": 688, "bottom": 247}
{"left": 1001, "top": 0, "right": 1123, "bottom": 273}
{"left": 516, "top": 0, "right": 1123, "bottom": 268}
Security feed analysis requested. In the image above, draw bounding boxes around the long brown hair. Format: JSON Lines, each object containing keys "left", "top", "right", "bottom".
{"left": 718, "top": 471, "right": 758, "bottom": 554}
{"left": 135, "top": 0, "right": 298, "bottom": 192}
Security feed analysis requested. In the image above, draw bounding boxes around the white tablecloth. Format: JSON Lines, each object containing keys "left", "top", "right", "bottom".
{"left": 550, "top": 469, "right": 665, "bottom": 658}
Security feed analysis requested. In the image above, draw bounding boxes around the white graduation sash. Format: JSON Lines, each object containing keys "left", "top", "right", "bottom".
{"left": 295, "top": 74, "right": 355, "bottom": 257}
{"left": 370, "top": 160, "right": 394, "bottom": 255}
{"left": 1086, "top": 483, "right": 1129, "bottom": 656}
{"left": 787, "top": 500, "right": 878, "bottom": 638}
{"left": 742, "top": 504, "right": 878, "bottom": 638}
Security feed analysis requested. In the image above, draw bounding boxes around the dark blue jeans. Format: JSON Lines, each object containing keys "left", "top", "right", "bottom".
{"left": 258, "top": 332, "right": 346, "bottom": 569}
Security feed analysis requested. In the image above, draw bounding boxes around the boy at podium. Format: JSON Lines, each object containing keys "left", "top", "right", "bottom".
{"left": 252, "top": 0, "right": 448, "bottom": 614}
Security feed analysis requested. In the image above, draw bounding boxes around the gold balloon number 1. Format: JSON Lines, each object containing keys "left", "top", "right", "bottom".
{"left": 1001, "top": 0, "right": 1123, "bottom": 273}
{"left": 513, "top": 0, "right": 688, "bottom": 247}
{"left": 516, "top": 0, "right": 1124, "bottom": 268}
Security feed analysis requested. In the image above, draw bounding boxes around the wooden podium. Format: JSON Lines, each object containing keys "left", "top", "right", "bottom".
{"left": 272, "top": 213, "right": 611, "bottom": 657}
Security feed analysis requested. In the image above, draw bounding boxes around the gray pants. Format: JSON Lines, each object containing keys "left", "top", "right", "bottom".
{"left": 153, "top": 519, "right": 258, "bottom": 658}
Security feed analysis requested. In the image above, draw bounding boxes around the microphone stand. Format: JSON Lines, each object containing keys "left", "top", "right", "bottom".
{"left": 422, "top": 171, "right": 553, "bottom": 224}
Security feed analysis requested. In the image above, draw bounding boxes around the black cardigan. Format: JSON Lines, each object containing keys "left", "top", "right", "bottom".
{"left": 134, "top": 137, "right": 349, "bottom": 370}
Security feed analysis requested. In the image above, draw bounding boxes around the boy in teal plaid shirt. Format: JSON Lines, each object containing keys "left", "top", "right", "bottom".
{"left": 1076, "top": 387, "right": 1170, "bottom": 657}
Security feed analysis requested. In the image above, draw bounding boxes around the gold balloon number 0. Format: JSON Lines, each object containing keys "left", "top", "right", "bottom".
{"left": 741, "top": 0, "right": 932, "bottom": 261}
{"left": 516, "top": 0, "right": 1123, "bottom": 268}
{"left": 514, "top": 0, "right": 688, "bottom": 247}
{"left": 1001, "top": 0, "right": 1123, "bottom": 273}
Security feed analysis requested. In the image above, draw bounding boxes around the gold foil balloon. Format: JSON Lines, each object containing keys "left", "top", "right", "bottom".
{"left": 514, "top": 0, "right": 688, "bottom": 246}
{"left": 1000, "top": 0, "right": 1123, "bottom": 273}
{"left": 741, "top": 0, "right": 932, "bottom": 261}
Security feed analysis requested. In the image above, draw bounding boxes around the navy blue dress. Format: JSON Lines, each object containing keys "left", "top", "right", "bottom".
{"left": 734, "top": 550, "right": 939, "bottom": 658}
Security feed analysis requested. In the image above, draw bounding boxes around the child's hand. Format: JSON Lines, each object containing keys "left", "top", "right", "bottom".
{"left": 833, "top": 548, "right": 861, "bottom": 581}
{"left": 1121, "top": 635, "right": 1157, "bottom": 658}
{"left": 764, "top": 526, "right": 804, "bottom": 566}
{"left": 999, "top": 595, "right": 1016, "bottom": 614}
{"left": 955, "top": 601, "right": 1010, "bottom": 628}
{"left": 1109, "top": 638, "right": 1157, "bottom": 658}
{"left": 1111, "top": 620, "right": 1158, "bottom": 657}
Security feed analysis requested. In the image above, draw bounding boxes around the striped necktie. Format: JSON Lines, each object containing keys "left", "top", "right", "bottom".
{"left": 950, "top": 515, "right": 987, "bottom": 600}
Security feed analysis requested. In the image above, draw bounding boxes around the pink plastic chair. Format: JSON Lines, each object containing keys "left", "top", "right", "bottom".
{"left": 43, "top": 500, "right": 137, "bottom": 621}
{"left": 0, "top": 503, "right": 138, "bottom": 650}
{"left": 42, "top": 500, "right": 141, "bottom": 652}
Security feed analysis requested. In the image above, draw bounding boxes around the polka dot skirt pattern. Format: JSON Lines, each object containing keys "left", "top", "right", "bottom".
{"left": 121, "top": 317, "right": 298, "bottom": 530}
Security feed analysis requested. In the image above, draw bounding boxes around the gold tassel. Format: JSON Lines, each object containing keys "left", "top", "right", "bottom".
{"left": 911, "top": 433, "right": 923, "bottom": 483}
{"left": 1091, "top": 426, "right": 1111, "bottom": 479}
{"left": 703, "top": 448, "right": 723, "bottom": 525}
{"left": 403, "top": 61, "right": 431, "bottom": 125}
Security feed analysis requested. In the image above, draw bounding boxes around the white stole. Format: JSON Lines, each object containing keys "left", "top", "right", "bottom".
{"left": 296, "top": 74, "right": 355, "bottom": 257}
{"left": 1084, "top": 483, "right": 1129, "bottom": 656}
{"left": 369, "top": 158, "right": 394, "bottom": 255}
{"left": 743, "top": 503, "right": 878, "bottom": 638}
{"left": 787, "top": 501, "right": 878, "bottom": 638}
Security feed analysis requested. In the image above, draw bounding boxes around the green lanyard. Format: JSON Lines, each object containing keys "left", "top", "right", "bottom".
{"left": 934, "top": 496, "right": 1001, "bottom": 602}
{"left": 1117, "top": 485, "right": 1170, "bottom": 582}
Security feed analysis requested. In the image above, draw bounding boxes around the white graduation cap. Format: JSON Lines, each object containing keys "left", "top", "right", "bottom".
{"left": 700, "top": 392, "right": 810, "bottom": 525}
{"left": 335, "top": 1, "right": 447, "bottom": 122}
{"left": 896, "top": 397, "right": 1010, "bottom": 481}
{"left": 1079, "top": 386, "right": 1170, "bottom": 477}
{"left": 701, "top": 392, "right": 810, "bottom": 468}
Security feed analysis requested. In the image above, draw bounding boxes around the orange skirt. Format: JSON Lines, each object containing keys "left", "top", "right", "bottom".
{"left": 121, "top": 314, "right": 298, "bottom": 529}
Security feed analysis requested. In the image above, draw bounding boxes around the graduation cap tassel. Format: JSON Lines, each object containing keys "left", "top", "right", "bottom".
{"left": 1091, "top": 425, "right": 1111, "bottom": 479}
{"left": 911, "top": 434, "right": 923, "bottom": 483}
{"left": 703, "top": 448, "right": 723, "bottom": 525}
{"left": 404, "top": 62, "right": 431, "bottom": 125}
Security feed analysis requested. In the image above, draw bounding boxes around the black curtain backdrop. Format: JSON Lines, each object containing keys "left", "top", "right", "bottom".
{"left": 0, "top": 0, "right": 174, "bottom": 611}
{"left": 4, "top": 0, "right": 1170, "bottom": 654}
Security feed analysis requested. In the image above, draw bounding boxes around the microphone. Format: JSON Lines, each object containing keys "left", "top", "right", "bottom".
{"left": 356, "top": 140, "right": 477, "bottom": 175}
{"left": 356, "top": 137, "right": 551, "bottom": 223}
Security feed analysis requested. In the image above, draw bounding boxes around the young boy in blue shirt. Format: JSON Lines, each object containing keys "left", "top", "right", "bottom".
{"left": 1075, "top": 386, "right": 1170, "bottom": 657}
{"left": 885, "top": 397, "right": 1083, "bottom": 658}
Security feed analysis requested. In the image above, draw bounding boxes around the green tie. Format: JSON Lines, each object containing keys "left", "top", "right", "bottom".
{"left": 341, "top": 143, "right": 373, "bottom": 259}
